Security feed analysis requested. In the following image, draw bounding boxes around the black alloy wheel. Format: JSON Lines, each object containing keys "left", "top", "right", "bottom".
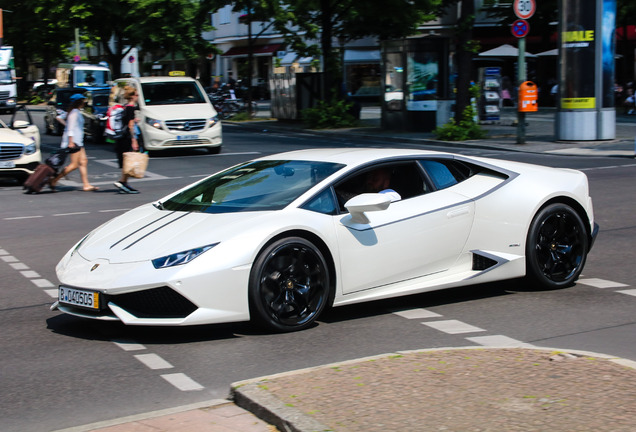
{"left": 526, "top": 203, "right": 588, "bottom": 289}
{"left": 249, "top": 237, "right": 330, "bottom": 332}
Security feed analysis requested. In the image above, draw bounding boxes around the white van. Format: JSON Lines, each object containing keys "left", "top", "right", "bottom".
{"left": 114, "top": 76, "right": 222, "bottom": 153}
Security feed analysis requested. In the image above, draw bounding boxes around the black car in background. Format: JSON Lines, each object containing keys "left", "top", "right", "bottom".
{"left": 44, "top": 88, "right": 110, "bottom": 142}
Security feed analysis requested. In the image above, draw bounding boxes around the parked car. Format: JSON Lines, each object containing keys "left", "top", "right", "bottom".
{"left": 52, "top": 148, "right": 598, "bottom": 332}
{"left": 113, "top": 76, "right": 222, "bottom": 153}
{"left": 44, "top": 87, "right": 110, "bottom": 142}
{"left": 0, "top": 105, "right": 41, "bottom": 183}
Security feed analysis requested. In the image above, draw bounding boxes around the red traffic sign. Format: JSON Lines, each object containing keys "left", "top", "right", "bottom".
{"left": 511, "top": 19, "right": 530, "bottom": 38}
{"left": 513, "top": 0, "right": 536, "bottom": 20}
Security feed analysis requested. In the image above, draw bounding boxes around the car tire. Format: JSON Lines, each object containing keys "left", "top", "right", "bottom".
{"left": 525, "top": 203, "right": 589, "bottom": 289}
{"left": 249, "top": 237, "right": 331, "bottom": 332}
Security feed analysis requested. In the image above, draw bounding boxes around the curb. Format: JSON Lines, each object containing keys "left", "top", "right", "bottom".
{"left": 230, "top": 346, "right": 636, "bottom": 432}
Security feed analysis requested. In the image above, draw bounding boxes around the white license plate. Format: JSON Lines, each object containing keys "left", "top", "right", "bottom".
{"left": 59, "top": 286, "right": 99, "bottom": 309}
{"left": 0, "top": 161, "right": 15, "bottom": 168}
{"left": 177, "top": 134, "right": 198, "bottom": 140}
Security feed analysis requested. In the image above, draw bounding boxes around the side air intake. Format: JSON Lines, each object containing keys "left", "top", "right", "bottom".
{"left": 472, "top": 253, "right": 498, "bottom": 271}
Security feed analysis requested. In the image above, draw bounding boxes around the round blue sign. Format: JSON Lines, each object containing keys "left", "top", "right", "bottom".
{"left": 511, "top": 19, "right": 530, "bottom": 38}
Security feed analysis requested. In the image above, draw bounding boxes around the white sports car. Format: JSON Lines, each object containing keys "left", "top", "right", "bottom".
{"left": 52, "top": 148, "right": 598, "bottom": 332}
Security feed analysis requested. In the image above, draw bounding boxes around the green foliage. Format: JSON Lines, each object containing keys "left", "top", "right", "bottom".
{"left": 433, "top": 87, "right": 486, "bottom": 141}
{"left": 301, "top": 99, "right": 358, "bottom": 129}
{"left": 28, "top": 94, "right": 46, "bottom": 105}
{"left": 228, "top": 112, "right": 251, "bottom": 121}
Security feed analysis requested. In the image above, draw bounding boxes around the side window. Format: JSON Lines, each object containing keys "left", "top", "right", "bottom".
{"left": 333, "top": 161, "right": 427, "bottom": 211}
{"left": 419, "top": 159, "right": 476, "bottom": 190}
{"left": 302, "top": 188, "right": 338, "bottom": 215}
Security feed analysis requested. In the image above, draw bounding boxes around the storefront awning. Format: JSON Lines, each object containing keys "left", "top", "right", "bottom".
{"left": 344, "top": 49, "right": 381, "bottom": 63}
{"left": 222, "top": 44, "right": 283, "bottom": 57}
{"left": 279, "top": 52, "right": 298, "bottom": 65}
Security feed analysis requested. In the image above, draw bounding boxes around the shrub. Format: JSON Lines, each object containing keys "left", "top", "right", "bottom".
{"left": 433, "top": 84, "right": 487, "bottom": 141}
{"left": 301, "top": 99, "right": 358, "bottom": 129}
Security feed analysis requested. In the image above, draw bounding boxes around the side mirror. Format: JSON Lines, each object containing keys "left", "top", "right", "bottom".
{"left": 344, "top": 193, "right": 391, "bottom": 224}
{"left": 12, "top": 120, "right": 30, "bottom": 129}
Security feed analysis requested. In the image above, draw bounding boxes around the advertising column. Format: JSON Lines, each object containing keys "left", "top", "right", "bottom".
{"left": 556, "top": 0, "right": 616, "bottom": 140}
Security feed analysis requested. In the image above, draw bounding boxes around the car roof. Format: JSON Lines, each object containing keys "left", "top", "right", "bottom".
{"left": 117, "top": 76, "right": 196, "bottom": 84}
{"left": 257, "top": 148, "right": 449, "bottom": 166}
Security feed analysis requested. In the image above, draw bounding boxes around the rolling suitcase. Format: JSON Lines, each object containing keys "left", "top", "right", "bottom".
{"left": 23, "top": 163, "right": 55, "bottom": 194}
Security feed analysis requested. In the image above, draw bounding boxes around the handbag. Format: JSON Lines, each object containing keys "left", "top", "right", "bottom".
{"left": 122, "top": 152, "right": 149, "bottom": 178}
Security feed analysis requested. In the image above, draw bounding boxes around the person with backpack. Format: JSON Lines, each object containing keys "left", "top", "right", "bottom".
{"left": 49, "top": 93, "right": 99, "bottom": 192}
{"left": 107, "top": 85, "right": 141, "bottom": 193}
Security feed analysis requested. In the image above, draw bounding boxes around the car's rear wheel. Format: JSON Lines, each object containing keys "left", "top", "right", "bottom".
{"left": 249, "top": 237, "right": 330, "bottom": 332}
{"left": 526, "top": 203, "right": 588, "bottom": 289}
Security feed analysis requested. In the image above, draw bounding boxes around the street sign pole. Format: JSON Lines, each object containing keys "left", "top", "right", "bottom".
{"left": 517, "top": 36, "right": 526, "bottom": 144}
{"left": 512, "top": 0, "right": 535, "bottom": 144}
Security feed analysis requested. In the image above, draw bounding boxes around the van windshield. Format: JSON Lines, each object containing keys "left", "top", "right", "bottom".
{"left": 0, "top": 70, "right": 12, "bottom": 84}
{"left": 75, "top": 70, "right": 110, "bottom": 87}
{"left": 141, "top": 81, "right": 206, "bottom": 105}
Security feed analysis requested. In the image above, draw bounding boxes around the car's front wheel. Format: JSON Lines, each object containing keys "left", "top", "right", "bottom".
{"left": 249, "top": 237, "right": 330, "bottom": 332}
{"left": 526, "top": 203, "right": 589, "bottom": 289}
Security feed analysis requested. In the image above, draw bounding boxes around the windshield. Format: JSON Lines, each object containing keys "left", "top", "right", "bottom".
{"left": 141, "top": 81, "right": 206, "bottom": 105}
{"left": 161, "top": 160, "right": 345, "bottom": 213}
{"left": 75, "top": 70, "right": 110, "bottom": 87}
{"left": 0, "top": 70, "right": 12, "bottom": 84}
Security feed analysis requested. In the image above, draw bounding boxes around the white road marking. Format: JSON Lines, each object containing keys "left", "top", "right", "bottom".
{"left": 113, "top": 340, "right": 147, "bottom": 351}
{"left": 465, "top": 335, "right": 535, "bottom": 348}
{"left": 20, "top": 270, "right": 41, "bottom": 278}
{"left": 10, "top": 262, "right": 29, "bottom": 270}
{"left": 134, "top": 353, "right": 174, "bottom": 370}
{"left": 1, "top": 255, "right": 18, "bottom": 262}
{"left": 53, "top": 212, "right": 91, "bottom": 217}
{"left": 31, "top": 279, "right": 55, "bottom": 288}
{"left": 44, "top": 289, "right": 58, "bottom": 298}
{"left": 578, "top": 278, "right": 629, "bottom": 289}
{"left": 422, "top": 320, "right": 486, "bottom": 334}
{"left": 393, "top": 308, "right": 442, "bottom": 319}
{"left": 617, "top": 289, "right": 636, "bottom": 297}
{"left": 0, "top": 248, "right": 7, "bottom": 255}
{"left": 161, "top": 373, "right": 204, "bottom": 391}
{"left": 4, "top": 215, "right": 43, "bottom": 220}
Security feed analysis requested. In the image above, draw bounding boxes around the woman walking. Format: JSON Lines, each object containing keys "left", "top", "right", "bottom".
{"left": 113, "top": 86, "right": 141, "bottom": 194}
{"left": 50, "top": 93, "right": 99, "bottom": 192}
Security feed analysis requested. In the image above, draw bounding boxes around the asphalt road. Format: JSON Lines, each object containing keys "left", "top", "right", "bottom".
{"left": 1, "top": 112, "right": 635, "bottom": 432}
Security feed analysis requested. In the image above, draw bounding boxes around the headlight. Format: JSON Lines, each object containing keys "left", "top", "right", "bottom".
{"left": 208, "top": 116, "right": 219, "bottom": 127}
{"left": 145, "top": 117, "right": 163, "bottom": 129}
{"left": 152, "top": 243, "right": 219, "bottom": 269}
{"left": 24, "top": 141, "right": 37, "bottom": 155}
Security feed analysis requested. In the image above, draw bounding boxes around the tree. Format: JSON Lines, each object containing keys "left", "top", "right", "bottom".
{"left": 271, "top": 0, "right": 441, "bottom": 100}
{"left": 68, "top": 0, "right": 215, "bottom": 78}
{"left": 0, "top": 0, "right": 73, "bottom": 93}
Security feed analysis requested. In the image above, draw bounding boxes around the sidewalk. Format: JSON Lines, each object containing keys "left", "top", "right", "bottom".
{"left": 54, "top": 106, "right": 636, "bottom": 432}
{"left": 66, "top": 347, "right": 636, "bottom": 432}
{"left": 237, "top": 104, "right": 636, "bottom": 158}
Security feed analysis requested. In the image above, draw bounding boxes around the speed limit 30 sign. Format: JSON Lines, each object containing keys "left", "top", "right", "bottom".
{"left": 513, "top": 0, "right": 536, "bottom": 20}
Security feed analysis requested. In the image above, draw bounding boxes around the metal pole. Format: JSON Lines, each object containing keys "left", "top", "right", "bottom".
{"left": 517, "top": 36, "right": 526, "bottom": 144}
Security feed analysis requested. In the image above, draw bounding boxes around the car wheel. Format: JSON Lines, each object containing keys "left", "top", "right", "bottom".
{"left": 526, "top": 203, "right": 588, "bottom": 289}
{"left": 249, "top": 237, "right": 330, "bottom": 332}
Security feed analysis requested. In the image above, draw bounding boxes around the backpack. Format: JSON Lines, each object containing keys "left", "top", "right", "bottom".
{"left": 105, "top": 104, "right": 126, "bottom": 139}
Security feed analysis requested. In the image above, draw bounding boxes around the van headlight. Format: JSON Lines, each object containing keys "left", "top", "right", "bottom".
{"left": 145, "top": 117, "right": 163, "bottom": 129}
{"left": 24, "top": 140, "right": 37, "bottom": 155}
{"left": 208, "top": 116, "right": 219, "bottom": 127}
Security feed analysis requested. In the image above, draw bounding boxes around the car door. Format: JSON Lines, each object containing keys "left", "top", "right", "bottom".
{"left": 332, "top": 160, "right": 476, "bottom": 294}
